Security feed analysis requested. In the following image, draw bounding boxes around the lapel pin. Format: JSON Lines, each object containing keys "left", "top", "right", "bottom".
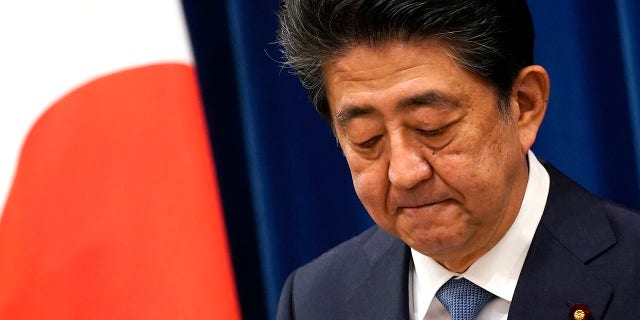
{"left": 568, "top": 303, "right": 592, "bottom": 320}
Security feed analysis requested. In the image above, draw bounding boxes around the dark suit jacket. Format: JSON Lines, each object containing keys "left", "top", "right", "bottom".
{"left": 276, "top": 165, "right": 640, "bottom": 319}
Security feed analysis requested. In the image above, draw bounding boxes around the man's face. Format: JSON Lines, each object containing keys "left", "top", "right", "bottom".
{"left": 324, "top": 40, "right": 531, "bottom": 271}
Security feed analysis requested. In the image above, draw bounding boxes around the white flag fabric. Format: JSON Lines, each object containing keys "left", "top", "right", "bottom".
{"left": 0, "top": 1, "right": 241, "bottom": 319}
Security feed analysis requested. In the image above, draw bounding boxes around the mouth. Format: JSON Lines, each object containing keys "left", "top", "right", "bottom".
{"left": 398, "top": 199, "right": 450, "bottom": 212}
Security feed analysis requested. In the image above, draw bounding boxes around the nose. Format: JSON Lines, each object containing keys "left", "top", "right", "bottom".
{"left": 387, "top": 134, "right": 432, "bottom": 189}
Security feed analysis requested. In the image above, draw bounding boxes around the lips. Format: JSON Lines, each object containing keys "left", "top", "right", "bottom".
{"left": 390, "top": 187, "right": 455, "bottom": 213}
{"left": 396, "top": 198, "right": 451, "bottom": 212}
{"left": 394, "top": 194, "right": 450, "bottom": 208}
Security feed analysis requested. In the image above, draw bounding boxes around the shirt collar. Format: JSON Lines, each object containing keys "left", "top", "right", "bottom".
{"left": 411, "top": 150, "right": 550, "bottom": 313}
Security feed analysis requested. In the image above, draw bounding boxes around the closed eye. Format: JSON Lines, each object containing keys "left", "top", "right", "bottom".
{"left": 415, "top": 122, "right": 457, "bottom": 150}
{"left": 416, "top": 127, "right": 444, "bottom": 137}
{"left": 355, "top": 135, "right": 382, "bottom": 149}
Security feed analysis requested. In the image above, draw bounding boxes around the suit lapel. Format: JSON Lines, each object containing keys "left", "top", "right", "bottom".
{"left": 347, "top": 228, "right": 411, "bottom": 320}
{"left": 342, "top": 165, "right": 617, "bottom": 319}
{"left": 510, "top": 164, "right": 615, "bottom": 319}
{"left": 510, "top": 226, "right": 613, "bottom": 319}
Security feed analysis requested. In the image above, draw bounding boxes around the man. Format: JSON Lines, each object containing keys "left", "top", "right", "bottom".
{"left": 275, "top": 0, "right": 640, "bottom": 319}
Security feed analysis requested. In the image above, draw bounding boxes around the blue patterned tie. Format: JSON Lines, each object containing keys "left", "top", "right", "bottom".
{"left": 436, "top": 277, "right": 495, "bottom": 320}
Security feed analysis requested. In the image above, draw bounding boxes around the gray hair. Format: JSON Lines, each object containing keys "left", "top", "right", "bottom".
{"left": 277, "top": 0, "right": 535, "bottom": 122}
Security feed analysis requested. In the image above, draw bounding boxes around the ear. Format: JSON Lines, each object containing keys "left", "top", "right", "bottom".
{"left": 510, "top": 65, "right": 550, "bottom": 154}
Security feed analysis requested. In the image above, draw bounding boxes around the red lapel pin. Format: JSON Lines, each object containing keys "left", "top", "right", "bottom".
{"left": 568, "top": 303, "right": 592, "bottom": 320}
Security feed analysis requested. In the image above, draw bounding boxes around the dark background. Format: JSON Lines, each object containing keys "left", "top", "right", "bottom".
{"left": 182, "top": 0, "right": 640, "bottom": 319}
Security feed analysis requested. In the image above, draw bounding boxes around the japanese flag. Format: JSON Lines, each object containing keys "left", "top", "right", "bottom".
{"left": 0, "top": 1, "right": 241, "bottom": 319}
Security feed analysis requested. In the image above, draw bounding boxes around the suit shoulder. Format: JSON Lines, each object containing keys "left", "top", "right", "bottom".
{"left": 279, "top": 226, "right": 406, "bottom": 318}
{"left": 294, "top": 225, "right": 381, "bottom": 282}
{"left": 601, "top": 198, "right": 640, "bottom": 225}
{"left": 600, "top": 200, "right": 640, "bottom": 249}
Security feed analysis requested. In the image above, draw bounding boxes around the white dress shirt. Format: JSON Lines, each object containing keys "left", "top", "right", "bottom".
{"left": 409, "top": 151, "right": 550, "bottom": 320}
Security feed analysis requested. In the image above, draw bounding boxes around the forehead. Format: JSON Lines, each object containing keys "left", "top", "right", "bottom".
{"left": 322, "top": 40, "right": 492, "bottom": 122}
{"left": 323, "top": 39, "right": 455, "bottom": 88}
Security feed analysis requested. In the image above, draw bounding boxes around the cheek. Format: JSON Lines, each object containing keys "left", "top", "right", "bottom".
{"left": 346, "top": 156, "right": 390, "bottom": 216}
{"left": 350, "top": 165, "right": 385, "bottom": 206}
{"left": 343, "top": 146, "right": 385, "bottom": 194}
{"left": 432, "top": 124, "right": 518, "bottom": 206}
{"left": 468, "top": 138, "right": 522, "bottom": 212}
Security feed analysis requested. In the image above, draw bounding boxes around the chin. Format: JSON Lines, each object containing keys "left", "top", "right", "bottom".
{"left": 402, "top": 228, "right": 471, "bottom": 258}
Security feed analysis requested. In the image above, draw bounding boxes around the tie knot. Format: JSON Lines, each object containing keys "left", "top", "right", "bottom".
{"left": 436, "top": 278, "right": 495, "bottom": 320}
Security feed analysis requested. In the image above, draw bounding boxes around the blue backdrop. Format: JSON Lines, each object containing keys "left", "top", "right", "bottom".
{"left": 182, "top": 0, "right": 640, "bottom": 318}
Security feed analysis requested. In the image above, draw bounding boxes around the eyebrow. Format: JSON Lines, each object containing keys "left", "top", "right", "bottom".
{"left": 335, "top": 105, "right": 375, "bottom": 128}
{"left": 397, "top": 91, "right": 460, "bottom": 111}
{"left": 334, "top": 91, "right": 460, "bottom": 127}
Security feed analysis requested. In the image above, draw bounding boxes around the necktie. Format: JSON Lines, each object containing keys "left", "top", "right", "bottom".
{"left": 436, "top": 277, "right": 495, "bottom": 320}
